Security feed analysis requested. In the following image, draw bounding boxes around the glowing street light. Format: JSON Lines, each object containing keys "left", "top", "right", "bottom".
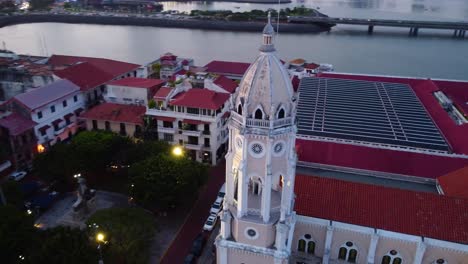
{"left": 172, "top": 146, "right": 183, "bottom": 156}
{"left": 96, "top": 233, "right": 105, "bottom": 242}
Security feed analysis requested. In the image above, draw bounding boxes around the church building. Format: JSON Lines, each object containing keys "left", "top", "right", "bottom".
{"left": 215, "top": 13, "right": 468, "bottom": 264}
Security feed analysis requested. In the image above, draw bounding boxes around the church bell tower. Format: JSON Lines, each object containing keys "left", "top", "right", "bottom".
{"left": 216, "top": 12, "right": 298, "bottom": 264}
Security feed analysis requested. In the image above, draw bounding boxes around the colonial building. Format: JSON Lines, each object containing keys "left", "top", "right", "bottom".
{"left": 104, "top": 77, "right": 164, "bottom": 106}
{"left": 145, "top": 52, "right": 194, "bottom": 80}
{"left": 215, "top": 14, "right": 468, "bottom": 264}
{"left": 50, "top": 55, "right": 141, "bottom": 105}
{"left": 216, "top": 13, "right": 298, "bottom": 264}
{"left": 8, "top": 79, "right": 85, "bottom": 148}
{"left": 0, "top": 112, "right": 37, "bottom": 169}
{"left": 80, "top": 102, "right": 145, "bottom": 138}
{"left": 146, "top": 72, "right": 237, "bottom": 165}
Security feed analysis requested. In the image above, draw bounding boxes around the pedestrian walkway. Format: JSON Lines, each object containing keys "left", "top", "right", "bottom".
{"left": 160, "top": 161, "right": 225, "bottom": 264}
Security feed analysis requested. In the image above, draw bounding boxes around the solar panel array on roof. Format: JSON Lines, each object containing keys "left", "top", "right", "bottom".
{"left": 297, "top": 77, "right": 450, "bottom": 151}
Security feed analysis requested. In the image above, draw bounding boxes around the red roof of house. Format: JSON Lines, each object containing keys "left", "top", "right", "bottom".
{"left": 292, "top": 76, "right": 300, "bottom": 92}
{"left": 0, "top": 113, "right": 37, "bottom": 136}
{"left": 296, "top": 139, "right": 468, "bottom": 179}
{"left": 48, "top": 55, "right": 140, "bottom": 77}
{"left": 214, "top": 75, "right": 238, "bottom": 93}
{"left": 437, "top": 166, "right": 468, "bottom": 199}
{"left": 107, "top": 78, "right": 164, "bottom": 89}
{"left": 294, "top": 174, "right": 468, "bottom": 244}
{"left": 52, "top": 56, "right": 139, "bottom": 91}
{"left": 304, "top": 63, "right": 320, "bottom": 69}
{"left": 154, "top": 87, "right": 173, "bottom": 100}
{"left": 316, "top": 73, "right": 468, "bottom": 155}
{"left": 204, "top": 60, "right": 250, "bottom": 76}
{"left": 170, "top": 89, "right": 230, "bottom": 110}
{"left": 80, "top": 103, "right": 145, "bottom": 125}
{"left": 433, "top": 80, "right": 468, "bottom": 117}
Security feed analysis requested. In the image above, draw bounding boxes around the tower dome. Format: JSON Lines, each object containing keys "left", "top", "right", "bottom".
{"left": 234, "top": 12, "right": 295, "bottom": 121}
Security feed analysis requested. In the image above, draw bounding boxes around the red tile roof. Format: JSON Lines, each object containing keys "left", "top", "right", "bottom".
{"left": 294, "top": 174, "right": 468, "bottom": 244}
{"left": 437, "top": 166, "right": 468, "bottom": 199}
{"left": 156, "top": 116, "right": 176, "bottom": 122}
{"left": 13, "top": 80, "right": 80, "bottom": 111}
{"left": 107, "top": 78, "right": 164, "bottom": 89}
{"left": 154, "top": 87, "right": 173, "bottom": 100}
{"left": 54, "top": 62, "right": 113, "bottom": 92}
{"left": 214, "top": 75, "right": 238, "bottom": 93}
{"left": 183, "top": 119, "right": 208, "bottom": 125}
{"left": 80, "top": 103, "right": 145, "bottom": 125}
{"left": 170, "top": 89, "right": 230, "bottom": 110}
{"left": 204, "top": 60, "right": 250, "bottom": 76}
{"left": 304, "top": 63, "right": 320, "bottom": 69}
{"left": 48, "top": 55, "right": 140, "bottom": 77}
{"left": 316, "top": 73, "right": 468, "bottom": 155}
{"left": 433, "top": 80, "right": 468, "bottom": 117}
{"left": 292, "top": 76, "right": 300, "bottom": 92}
{"left": 52, "top": 56, "right": 140, "bottom": 92}
{"left": 296, "top": 139, "right": 468, "bottom": 179}
{"left": 0, "top": 113, "right": 37, "bottom": 136}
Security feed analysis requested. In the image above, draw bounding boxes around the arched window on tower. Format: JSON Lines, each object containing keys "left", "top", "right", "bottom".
{"left": 237, "top": 104, "right": 243, "bottom": 115}
{"left": 279, "top": 175, "right": 284, "bottom": 188}
{"left": 382, "top": 250, "right": 403, "bottom": 264}
{"left": 339, "top": 241, "right": 358, "bottom": 263}
{"left": 233, "top": 173, "right": 238, "bottom": 201}
{"left": 277, "top": 108, "right": 285, "bottom": 119}
{"left": 254, "top": 108, "right": 263, "bottom": 119}
{"left": 250, "top": 177, "right": 262, "bottom": 195}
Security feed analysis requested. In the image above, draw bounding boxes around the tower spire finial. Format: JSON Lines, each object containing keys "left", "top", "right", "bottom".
{"left": 268, "top": 11, "right": 271, "bottom": 24}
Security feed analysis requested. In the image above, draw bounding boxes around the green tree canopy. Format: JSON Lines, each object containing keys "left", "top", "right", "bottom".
{"left": 87, "top": 208, "right": 156, "bottom": 264}
{"left": 0, "top": 205, "right": 36, "bottom": 263}
{"left": 29, "top": 226, "right": 97, "bottom": 264}
{"left": 29, "top": 0, "right": 54, "bottom": 10}
{"left": 129, "top": 153, "right": 208, "bottom": 210}
{"left": 1, "top": 180, "right": 23, "bottom": 208}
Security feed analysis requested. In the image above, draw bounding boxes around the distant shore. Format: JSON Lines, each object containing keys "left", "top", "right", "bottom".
{"left": 0, "top": 14, "right": 332, "bottom": 33}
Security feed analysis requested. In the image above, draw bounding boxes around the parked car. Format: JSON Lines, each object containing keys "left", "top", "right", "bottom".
{"left": 8, "top": 171, "right": 27, "bottom": 181}
{"left": 203, "top": 213, "right": 218, "bottom": 231}
{"left": 25, "top": 191, "right": 61, "bottom": 212}
{"left": 183, "top": 254, "right": 196, "bottom": 264}
{"left": 190, "top": 233, "right": 206, "bottom": 257}
{"left": 217, "top": 183, "right": 226, "bottom": 198}
{"left": 210, "top": 197, "right": 223, "bottom": 215}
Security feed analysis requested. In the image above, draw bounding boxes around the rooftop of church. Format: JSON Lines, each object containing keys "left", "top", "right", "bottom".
{"left": 294, "top": 174, "right": 468, "bottom": 244}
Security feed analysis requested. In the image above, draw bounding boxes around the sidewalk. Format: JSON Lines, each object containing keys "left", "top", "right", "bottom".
{"left": 159, "top": 161, "right": 225, "bottom": 264}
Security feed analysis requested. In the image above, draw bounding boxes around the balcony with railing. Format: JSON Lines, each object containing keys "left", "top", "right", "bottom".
{"left": 230, "top": 111, "right": 294, "bottom": 129}
{"left": 181, "top": 129, "right": 202, "bottom": 137}
{"left": 146, "top": 107, "right": 219, "bottom": 123}
{"left": 184, "top": 141, "right": 202, "bottom": 150}
{"left": 158, "top": 126, "right": 176, "bottom": 134}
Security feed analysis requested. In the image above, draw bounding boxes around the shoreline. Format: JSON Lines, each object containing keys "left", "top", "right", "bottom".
{"left": 0, "top": 14, "right": 332, "bottom": 33}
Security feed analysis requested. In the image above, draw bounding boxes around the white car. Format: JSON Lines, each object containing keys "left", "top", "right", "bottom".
{"left": 217, "top": 183, "right": 226, "bottom": 198}
{"left": 9, "top": 171, "right": 27, "bottom": 181}
{"left": 210, "top": 197, "right": 223, "bottom": 215}
{"left": 203, "top": 213, "right": 218, "bottom": 231}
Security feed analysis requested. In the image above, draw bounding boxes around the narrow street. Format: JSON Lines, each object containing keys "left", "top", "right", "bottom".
{"left": 159, "top": 161, "right": 225, "bottom": 264}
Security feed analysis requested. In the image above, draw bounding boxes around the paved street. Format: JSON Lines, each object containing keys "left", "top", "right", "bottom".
{"left": 159, "top": 161, "right": 225, "bottom": 264}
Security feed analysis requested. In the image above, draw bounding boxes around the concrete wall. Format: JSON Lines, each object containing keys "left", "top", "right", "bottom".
{"left": 84, "top": 119, "right": 139, "bottom": 138}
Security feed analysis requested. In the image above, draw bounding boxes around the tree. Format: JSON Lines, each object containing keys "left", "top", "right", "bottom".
{"left": 151, "top": 63, "right": 161, "bottom": 79}
{"left": 87, "top": 208, "right": 156, "bottom": 264}
{"left": 1, "top": 181, "right": 23, "bottom": 208}
{"left": 129, "top": 153, "right": 208, "bottom": 210}
{"left": 30, "top": 226, "right": 97, "bottom": 264}
{"left": 0, "top": 205, "right": 36, "bottom": 263}
{"left": 29, "top": 0, "right": 54, "bottom": 10}
{"left": 147, "top": 99, "right": 156, "bottom": 109}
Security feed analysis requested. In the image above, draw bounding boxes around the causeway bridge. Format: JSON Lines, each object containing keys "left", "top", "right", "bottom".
{"left": 288, "top": 16, "right": 468, "bottom": 38}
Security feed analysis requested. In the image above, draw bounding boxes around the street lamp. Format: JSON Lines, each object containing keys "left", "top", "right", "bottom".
{"left": 172, "top": 146, "right": 183, "bottom": 157}
{"left": 96, "top": 232, "right": 106, "bottom": 264}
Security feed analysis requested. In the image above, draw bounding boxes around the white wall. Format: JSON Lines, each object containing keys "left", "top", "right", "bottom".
{"left": 105, "top": 85, "right": 148, "bottom": 106}
{"left": 31, "top": 92, "right": 85, "bottom": 145}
